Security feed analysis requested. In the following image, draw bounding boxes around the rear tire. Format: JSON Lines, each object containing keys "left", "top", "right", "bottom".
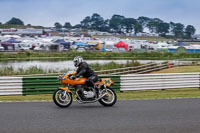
{"left": 53, "top": 89, "right": 73, "bottom": 108}
{"left": 99, "top": 87, "right": 117, "bottom": 106}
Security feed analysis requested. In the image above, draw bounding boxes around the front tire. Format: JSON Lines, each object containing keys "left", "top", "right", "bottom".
{"left": 99, "top": 87, "right": 117, "bottom": 106}
{"left": 53, "top": 89, "right": 73, "bottom": 108}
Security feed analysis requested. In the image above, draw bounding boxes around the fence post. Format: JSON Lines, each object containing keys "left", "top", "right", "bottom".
{"left": 168, "top": 62, "right": 171, "bottom": 68}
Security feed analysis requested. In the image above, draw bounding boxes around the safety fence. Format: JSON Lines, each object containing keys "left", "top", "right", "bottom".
{"left": 0, "top": 77, "right": 23, "bottom": 95}
{"left": 0, "top": 75, "right": 120, "bottom": 96}
{"left": 120, "top": 73, "right": 200, "bottom": 91}
{"left": 95, "top": 62, "right": 171, "bottom": 75}
{"left": 0, "top": 73, "right": 199, "bottom": 96}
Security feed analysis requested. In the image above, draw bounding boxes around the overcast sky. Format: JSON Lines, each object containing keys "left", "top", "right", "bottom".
{"left": 0, "top": 0, "right": 199, "bottom": 33}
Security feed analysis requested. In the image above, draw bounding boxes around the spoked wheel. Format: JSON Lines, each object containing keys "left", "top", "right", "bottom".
{"left": 99, "top": 87, "right": 117, "bottom": 106}
{"left": 53, "top": 89, "right": 73, "bottom": 108}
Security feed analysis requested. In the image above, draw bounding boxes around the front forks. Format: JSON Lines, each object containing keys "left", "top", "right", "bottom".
{"left": 58, "top": 86, "right": 71, "bottom": 97}
{"left": 63, "top": 90, "right": 67, "bottom": 97}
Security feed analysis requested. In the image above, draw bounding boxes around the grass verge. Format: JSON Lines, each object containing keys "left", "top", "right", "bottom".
{"left": 0, "top": 88, "right": 200, "bottom": 101}
{"left": 1, "top": 51, "right": 200, "bottom": 60}
{"left": 150, "top": 66, "right": 200, "bottom": 74}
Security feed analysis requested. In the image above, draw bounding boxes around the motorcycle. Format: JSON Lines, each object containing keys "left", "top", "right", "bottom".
{"left": 53, "top": 72, "right": 117, "bottom": 108}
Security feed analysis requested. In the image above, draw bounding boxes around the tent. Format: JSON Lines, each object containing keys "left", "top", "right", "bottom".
{"left": 7, "top": 38, "right": 21, "bottom": 43}
{"left": 174, "top": 42, "right": 189, "bottom": 46}
{"left": 87, "top": 42, "right": 97, "bottom": 46}
{"left": 114, "top": 41, "right": 128, "bottom": 51}
{"left": 54, "top": 39, "right": 71, "bottom": 49}
{"left": 73, "top": 42, "right": 87, "bottom": 47}
{"left": 99, "top": 47, "right": 108, "bottom": 52}
{"left": 54, "top": 39, "right": 68, "bottom": 44}
{"left": 1, "top": 42, "right": 15, "bottom": 50}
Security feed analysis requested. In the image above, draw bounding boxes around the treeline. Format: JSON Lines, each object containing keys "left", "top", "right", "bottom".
{"left": 0, "top": 17, "right": 44, "bottom": 29}
{"left": 55, "top": 13, "right": 196, "bottom": 39}
{"left": 1, "top": 14, "right": 196, "bottom": 39}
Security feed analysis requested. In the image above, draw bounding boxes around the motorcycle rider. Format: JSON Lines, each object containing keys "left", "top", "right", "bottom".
{"left": 72, "top": 56, "right": 98, "bottom": 92}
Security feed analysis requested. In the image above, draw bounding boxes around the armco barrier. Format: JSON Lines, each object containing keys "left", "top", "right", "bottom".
{"left": 0, "top": 77, "right": 23, "bottom": 95}
{"left": 120, "top": 73, "right": 200, "bottom": 91}
{"left": 0, "top": 73, "right": 199, "bottom": 96}
{"left": 0, "top": 75, "right": 120, "bottom": 96}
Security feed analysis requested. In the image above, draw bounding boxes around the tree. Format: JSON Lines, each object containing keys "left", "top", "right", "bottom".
{"left": 81, "top": 16, "right": 91, "bottom": 29}
{"left": 137, "top": 16, "right": 151, "bottom": 31}
{"left": 147, "top": 18, "right": 163, "bottom": 33}
{"left": 109, "top": 14, "right": 125, "bottom": 33}
{"left": 73, "top": 24, "right": 81, "bottom": 28}
{"left": 157, "top": 22, "right": 170, "bottom": 36}
{"left": 6, "top": 17, "right": 24, "bottom": 25}
{"left": 146, "top": 18, "right": 170, "bottom": 36}
{"left": 169, "top": 22, "right": 176, "bottom": 34}
{"left": 122, "top": 18, "right": 137, "bottom": 33}
{"left": 147, "top": 20, "right": 158, "bottom": 33}
{"left": 90, "top": 13, "right": 104, "bottom": 31}
{"left": 185, "top": 25, "right": 196, "bottom": 39}
{"left": 171, "top": 23, "right": 185, "bottom": 38}
{"left": 134, "top": 22, "right": 143, "bottom": 34}
{"left": 77, "top": 13, "right": 196, "bottom": 39}
{"left": 64, "top": 22, "right": 72, "bottom": 28}
{"left": 54, "top": 22, "right": 62, "bottom": 28}
{"left": 101, "top": 19, "right": 110, "bottom": 32}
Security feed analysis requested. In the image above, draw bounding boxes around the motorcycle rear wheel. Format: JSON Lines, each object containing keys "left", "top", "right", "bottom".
{"left": 99, "top": 87, "right": 117, "bottom": 106}
{"left": 53, "top": 89, "right": 73, "bottom": 108}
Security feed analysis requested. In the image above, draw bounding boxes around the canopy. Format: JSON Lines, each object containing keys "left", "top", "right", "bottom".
{"left": 1, "top": 41, "right": 13, "bottom": 45}
{"left": 7, "top": 38, "right": 21, "bottom": 43}
{"left": 54, "top": 39, "right": 71, "bottom": 49}
{"left": 87, "top": 42, "right": 98, "bottom": 46}
{"left": 73, "top": 42, "right": 87, "bottom": 47}
{"left": 1, "top": 41, "right": 15, "bottom": 50}
{"left": 175, "top": 42, "right": 189, "bottom": 46}
{"left": 99, "top": 47, "right": 108, "bottom": 52}
{"left": 54, "top": 39, "right": 66, "bottom": 44}
{"left": 114, "top": 41, "right": 128, "bottom": 51}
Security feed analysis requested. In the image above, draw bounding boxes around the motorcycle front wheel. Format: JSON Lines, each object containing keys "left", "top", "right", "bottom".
{"left": 99, "top": 87, "right": 117, "bottom": 106}
{"left": 53, "top": 89, "right": 73, "bottom": 108}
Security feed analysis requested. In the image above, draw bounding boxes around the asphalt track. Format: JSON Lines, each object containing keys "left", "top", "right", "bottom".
{"left": 0, "top": 98, "right": 200, "bottom": 133}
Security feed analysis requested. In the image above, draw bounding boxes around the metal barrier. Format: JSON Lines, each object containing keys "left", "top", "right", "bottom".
{"left": 0, "top": 73, "right": 199, "bottom": 96}
{"left": 121, "top": 73, "right": 200, "bottom": 91}
{"left": 22, "top": 75, "right": 120, "bottom": 95}
{"left": 95, "top": 62, "right": 170, "bottom": 75}
{"left": 0, "top": 77, "right": 23, "bottom": 95}
{"left": 0, "top": 75, "right": 120, "bottom": 96}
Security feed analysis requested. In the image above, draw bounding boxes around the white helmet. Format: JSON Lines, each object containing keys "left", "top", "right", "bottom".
{"left": 73, "top": 56, "right": 84, "bottom": 67}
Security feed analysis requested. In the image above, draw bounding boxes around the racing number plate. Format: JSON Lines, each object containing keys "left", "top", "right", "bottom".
{"left": 101, "top": 78, "right": 113, "bottom": 86}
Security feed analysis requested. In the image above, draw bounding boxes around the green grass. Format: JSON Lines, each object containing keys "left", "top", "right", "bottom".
{"left": 151, "top": 66, "right": 200, "bottom": 74}
{"left": 0, "top": 66, "right": 70, "bottom": 76}
{"left": 1, "top": 51, "right": 200, "bottom": 60}
{"left": 95, "top": 35, "right": 173, "bottom": 41}
{"left": 118, "top": 88, "right": 200, "bottom": 99}
{"left": 0, "top": 61, "right": 140, "bottom": 76}
{"left": 0, "top": 88, "right": 199, "bottom": 101}
{"left": 90, "top": 60, "right": 140, "bottom": 71}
